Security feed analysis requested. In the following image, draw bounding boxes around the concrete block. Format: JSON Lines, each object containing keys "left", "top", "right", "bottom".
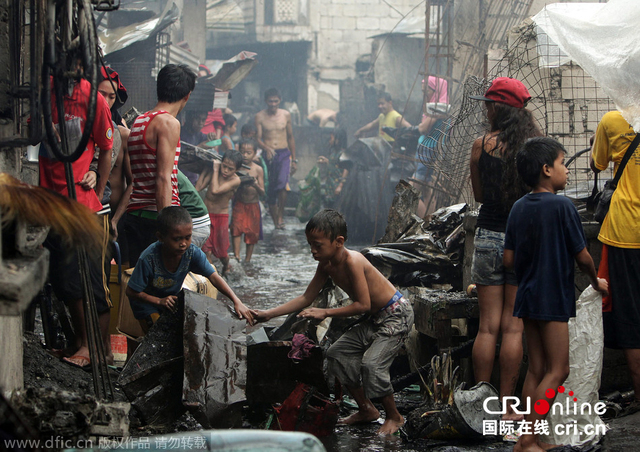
{"left": 0, "top": 248, "right": 49, "bottom": 316}
{"left": 380, "top": 17, "right": 400, "bottom": 32}
{"left": 332, "top": 16, "right": 356, "bottom": 30}
{"left": 356, "top": 17, "right": 380, "bottom": 31}
{"left": 319, "top": 15, "right": 331, "bottom": 29}
{"left": 342, "top": 4, "right": 360, "bottom": 17}
{"left": 326, "top": 4, "right": 343, "bottom": 16}
{"left": 547, "top": 101, "right": 572, "bottom": 136}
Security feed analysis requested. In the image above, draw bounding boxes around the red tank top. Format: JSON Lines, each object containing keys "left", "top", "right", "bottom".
{"left": 127, "top": 110, "right": 180, "bottom": 211}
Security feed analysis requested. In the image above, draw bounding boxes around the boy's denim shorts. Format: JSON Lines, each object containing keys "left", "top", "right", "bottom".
{"left": 471, "top": 227, "right": 517, "bottom": 286}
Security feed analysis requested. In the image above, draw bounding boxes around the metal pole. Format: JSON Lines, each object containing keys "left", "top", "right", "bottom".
{"left": 423, "top": 0, "right": 431, "bottom": 115}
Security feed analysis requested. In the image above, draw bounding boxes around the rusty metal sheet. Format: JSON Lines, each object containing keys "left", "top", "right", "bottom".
{"left": 182, "top": 290, "right": 247, "bottom": 428}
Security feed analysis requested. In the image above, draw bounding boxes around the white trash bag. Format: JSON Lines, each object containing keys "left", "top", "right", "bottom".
{"left": 542, "top": 286, "right": 608, "bottom": 447}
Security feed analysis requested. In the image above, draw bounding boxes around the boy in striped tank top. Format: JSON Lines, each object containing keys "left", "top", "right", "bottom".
{"left": 123, "top": 64, "right": 197, "bottom": 267}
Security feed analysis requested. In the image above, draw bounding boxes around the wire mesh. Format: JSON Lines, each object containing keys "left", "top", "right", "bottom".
{"left": 422, "top": 21, "right": 615, "bottom": 218}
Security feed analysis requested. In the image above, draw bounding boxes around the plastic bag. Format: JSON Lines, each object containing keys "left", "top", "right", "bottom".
{"left": 543, "top": 286, "right": 607, "bottom": 447}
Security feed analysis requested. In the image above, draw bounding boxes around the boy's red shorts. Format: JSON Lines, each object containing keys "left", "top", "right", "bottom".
{"left": 231, "top": 201, "right": 260, "bottom": 245}
{"left": 202, "top": 213, "right": 229, "bottom": 258}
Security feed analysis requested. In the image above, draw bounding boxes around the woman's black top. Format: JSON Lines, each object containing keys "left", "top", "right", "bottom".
{"left": 476, "top": 137, "right": 510, "bottom": 232}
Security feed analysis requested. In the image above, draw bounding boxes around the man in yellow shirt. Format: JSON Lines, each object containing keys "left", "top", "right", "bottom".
{"left": 591, "top": 110, "right": 640, "bottom": 413}
{"left": 354, "top": 92, "right": 411, "bottom": 142}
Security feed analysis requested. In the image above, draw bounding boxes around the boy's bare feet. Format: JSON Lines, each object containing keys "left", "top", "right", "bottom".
{"left": 377, "top": 415, "right": 404, "bottom": 436}
{"left": 337, "top": 407, "right": 380, "bottom": 426}
{"left": 539, "top": 441, "right": 560, "bottom": 450}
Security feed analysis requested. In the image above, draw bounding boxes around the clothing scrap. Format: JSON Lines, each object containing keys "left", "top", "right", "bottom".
{"left": 231, "top": 201, "right": 261, "bottom": 244}
{"left": 202, "top": 213, "right": 230, "bottom": 258}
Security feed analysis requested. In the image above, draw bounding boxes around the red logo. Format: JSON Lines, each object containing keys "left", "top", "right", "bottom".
{"left": 534, "top": 386, "right": 577, "bottom": 415}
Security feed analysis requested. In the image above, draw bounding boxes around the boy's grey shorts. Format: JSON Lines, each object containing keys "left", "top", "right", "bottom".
{"left": 191, "top": 224, "right": 211, "bottom": 249}
{"left": 471, "top": 227, "right": 517, "bottom": 286}
{"left": 326, "top": 297, "right": 414, "bottom": 399}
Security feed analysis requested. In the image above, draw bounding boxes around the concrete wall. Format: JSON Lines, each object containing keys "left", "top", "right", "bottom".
{"left": 307, "top": 0, "right": 425, "bottom": 113}
{"left": 372, "top": 35, "right": 426, "bottom": 125}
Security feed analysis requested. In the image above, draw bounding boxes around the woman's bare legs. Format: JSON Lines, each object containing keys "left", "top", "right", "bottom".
{"left": 472, "top": 284, "right": 524, "bottom": 420}
{"left": 500, "top": 283, "right": 524, "bottom": 420}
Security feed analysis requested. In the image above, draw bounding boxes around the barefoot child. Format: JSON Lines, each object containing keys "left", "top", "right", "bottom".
{"left": 232, "top": 139, "right": 265, "bottom": 263}
{"left": 503, "top": 137, "right": 608, "bottom": 451}
{"left": 201, "top": 150, "right": 243, "bottom": 275}
{"left": 253, "top": 209, "right": 414, "bottom": 435}
{"left": 125, "top": 206, "right": 253, "bottom": 332}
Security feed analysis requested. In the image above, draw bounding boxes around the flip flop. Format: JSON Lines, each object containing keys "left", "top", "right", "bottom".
{"left": 63, "top": 354, "right": 91, "bottom": 370}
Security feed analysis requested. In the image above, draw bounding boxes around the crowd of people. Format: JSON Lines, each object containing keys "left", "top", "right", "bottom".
{"left": 37, "top": 62, "right": 639, "bottom": 443}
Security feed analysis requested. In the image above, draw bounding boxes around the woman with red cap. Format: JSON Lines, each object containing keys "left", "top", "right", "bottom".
{"left": 469, "top": 77, "right": 542, "bottom": 421}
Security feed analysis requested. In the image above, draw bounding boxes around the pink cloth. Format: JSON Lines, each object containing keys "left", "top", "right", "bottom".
{"left": 287, "top": 334, "right": 316, "bottom": 362}
{"left": 427, "top": 76, "right": 449, "bottom": 103}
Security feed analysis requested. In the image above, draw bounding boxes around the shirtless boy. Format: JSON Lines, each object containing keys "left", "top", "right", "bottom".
{"left": 201, "top": 150, "right": 243, "bottom": 275}
{"left": 232, "top": 139, "right": 265, "bottom": 263}
{"left": 253, "top": 209, "right": 414, "bottom": 435}
{"left": 255, "top": 88, "right": 296, "bottom": 229}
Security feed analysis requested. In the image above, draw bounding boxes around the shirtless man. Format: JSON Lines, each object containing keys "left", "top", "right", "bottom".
{"left": 255, "top": 88, "right": 297, "bottom": 229}
{"left": 307, "top": 108, "right": 337, "bottom": 127}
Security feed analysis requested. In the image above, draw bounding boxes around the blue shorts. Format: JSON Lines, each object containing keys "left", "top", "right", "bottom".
{"left": 471, "top": 227, "right": 517, "bottom": 286}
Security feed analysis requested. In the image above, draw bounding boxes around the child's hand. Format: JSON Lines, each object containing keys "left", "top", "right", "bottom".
{"left": 251, "top": 309, "right": 267, "bottom": 322}
{"left": 158, "top": 295, "right": 178, "bottom": 313}
{"left": 213, "top": 160, "right": 221, "bottom": 172}
{"left": 235, "top": 302, "right": 255, "bottom": 325}
{"left": 317, "top": 156, "right": 329, "bottom": 164}
{"left": 298, "top": 307, "right": 327, "bottom": 320}
{"left": 594, "top": 278, "right": 609, "bottom": 296}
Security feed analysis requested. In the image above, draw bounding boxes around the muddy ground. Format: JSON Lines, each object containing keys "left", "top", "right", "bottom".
{"left": 19, "top": 215, "right": 640, "bottom": 451}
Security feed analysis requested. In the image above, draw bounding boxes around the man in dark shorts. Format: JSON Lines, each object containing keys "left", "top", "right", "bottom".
{"left": 591, "top": 110, "right": 640, "bottom": 413}
{"left": 40, "top": 76, "right": 114, "bottom": 368}
{"left": 255, "top": 88, "right": 297, "bottom": 229}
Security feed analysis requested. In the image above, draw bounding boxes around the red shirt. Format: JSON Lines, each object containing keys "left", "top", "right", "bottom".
{"left": 39, "top": 79, "right": 113, "bottom": 212}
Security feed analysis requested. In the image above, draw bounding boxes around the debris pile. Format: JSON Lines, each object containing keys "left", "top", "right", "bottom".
{"left": 362, "top": 184, "right": 467, "bottom": 291}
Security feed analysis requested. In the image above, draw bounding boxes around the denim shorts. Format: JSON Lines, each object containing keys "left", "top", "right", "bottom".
{"left": 470, "top": 227, "right": 517, "bottom": 286}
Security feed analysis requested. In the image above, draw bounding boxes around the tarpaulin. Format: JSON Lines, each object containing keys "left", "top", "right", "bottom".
{"left": 533, "top": 0, "right": 640, "bottom": 130}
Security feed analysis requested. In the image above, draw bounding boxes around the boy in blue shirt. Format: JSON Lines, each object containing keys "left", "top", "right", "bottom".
{"left": 504, "top": 137, "right": 607, "bottom": 452}
{"left": 126, "top": 206, "right": 253, "bottom": 331}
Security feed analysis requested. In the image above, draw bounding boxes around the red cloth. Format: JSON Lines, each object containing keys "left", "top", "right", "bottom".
{"left": 202, "top": 213, "right": 230, "bottom": 258}
{"left": 201, "top": 109, "right": 225, "bottom": 135}
{"left": 231, "top": 201, "right": 261, "bottom": 244}
{"left": 599, "top": 244, "right": 612, "bottom": 312}
{"left": 39, "top": 78, "right": 113, "bottom": 212}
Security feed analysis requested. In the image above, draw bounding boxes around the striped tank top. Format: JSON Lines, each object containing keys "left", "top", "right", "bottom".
{"left": 127, "top": 110, "right": 180, "bottom": 211}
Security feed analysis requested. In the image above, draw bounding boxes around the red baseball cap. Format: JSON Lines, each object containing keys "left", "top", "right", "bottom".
{"left": 469, "top": 77, "right": 531, "bottom": 108}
